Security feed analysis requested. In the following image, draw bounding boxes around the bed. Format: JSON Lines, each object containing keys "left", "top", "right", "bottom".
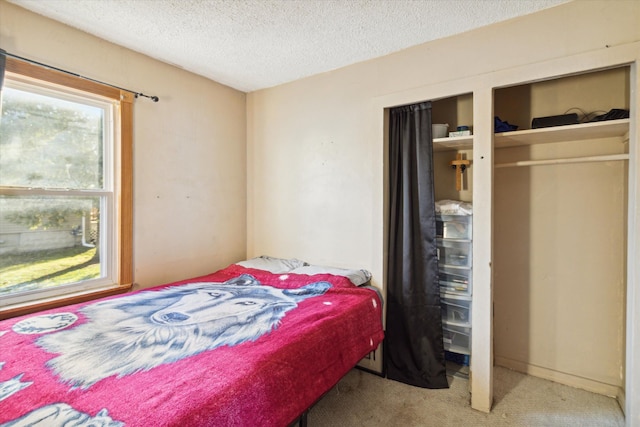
{"left": 0, "top": 257, "right": 384, "bottom": 427}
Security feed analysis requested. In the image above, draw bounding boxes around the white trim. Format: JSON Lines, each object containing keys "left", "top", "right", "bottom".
{"left": 0, "top": 74, "right": 120, "bottom": 308}
{"left": 5, "top": 72, "right": 118, "bottom": 105}
{"left": 470, "top": 87, "right": 494, "bottom": 413}
{"left": 625, "top": 58, "right": 640, "bottom": 427}
{"left": 0, "top": 283, "right": 124, "bottom": 313}
{"left": 495, "top": 356, "right": 622, "bottom": 399}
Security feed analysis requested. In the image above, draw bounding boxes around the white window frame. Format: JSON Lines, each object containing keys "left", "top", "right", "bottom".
{"left": 0, "top": 57, "right": 133, "bottom": 319}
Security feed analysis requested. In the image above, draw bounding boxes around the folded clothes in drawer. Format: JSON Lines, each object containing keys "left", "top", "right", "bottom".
{"left": 441, "top": 295, "right": 471, "bottom": 325}
{"left": 437, "top": 239, "right": 472, "bottom": 267}
{"left": 442, "top": 323, "right": 471, "bottom": 355}
{"left": 438, "top": 266, "right": 472, "bottom": 295}
{"left": 436, "top": 214, "right": 472, "bottom": 240}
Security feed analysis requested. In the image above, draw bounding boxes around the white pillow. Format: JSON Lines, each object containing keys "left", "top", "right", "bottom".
{"left": 290, "top": 265, "right": 372, "bottom": 286}
{"left": 235, "top": 256, "right": 307, "bottom": 273}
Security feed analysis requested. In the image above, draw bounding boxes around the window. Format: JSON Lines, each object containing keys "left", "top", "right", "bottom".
{"left": 0, "top": 57, "right": 133, "bottom": 318}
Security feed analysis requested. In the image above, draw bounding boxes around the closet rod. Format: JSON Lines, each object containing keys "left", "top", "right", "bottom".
{"left": 495, "top": 153, "right": 629, "bottom": 168}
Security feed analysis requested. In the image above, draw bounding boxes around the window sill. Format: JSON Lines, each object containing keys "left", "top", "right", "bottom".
{"left": 0, "top": 284, "right": 132, "bottom": 321}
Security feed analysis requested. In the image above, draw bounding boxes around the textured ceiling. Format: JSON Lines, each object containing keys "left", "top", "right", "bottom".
{"left": 8, "top": 0, "right": 568, "bottom": 93}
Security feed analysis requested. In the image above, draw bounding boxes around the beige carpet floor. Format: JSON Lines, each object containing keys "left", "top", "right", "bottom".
{"left": 307, "top": 366, "right": 625, "bottom": 426}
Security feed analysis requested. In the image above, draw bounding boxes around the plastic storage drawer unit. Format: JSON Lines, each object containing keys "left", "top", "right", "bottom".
{"left": 437, "top": 239, "right": 472, "bottom": 267}
{"left": 436, "top": 214, "right": 472, "bottom": 240}
{"left": 442, "top": 323, "right": 471, "bottom": 355}
{"left": 441, "top": 295, "right": 471, "bottom": 324}
{"left": 438, "top": 266, "right": 472, "bottom": 296}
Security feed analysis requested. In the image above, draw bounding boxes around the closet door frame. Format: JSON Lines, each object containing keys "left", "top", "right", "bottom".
{"left": 373, "top": 41, "right": 639, "bottom": 423}
{"left": 626, "top": 58, "right": 639, "bottom": 426}
{"left": 484, "top": 45, "right": 639, "bottom": 424}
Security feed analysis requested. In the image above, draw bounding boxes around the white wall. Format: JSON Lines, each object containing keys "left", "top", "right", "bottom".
{"left": 248, "top": 0, "right": 639, "bottom": 279}
{"left": 0, "top": 1, "right": 247, "bottom": 288}
{"left": 247, "top": 0, "right": 640, "bottom": 416}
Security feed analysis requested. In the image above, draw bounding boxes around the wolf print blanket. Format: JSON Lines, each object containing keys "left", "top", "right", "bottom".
{"left": 0, "top": 265, "right": 384, "bottom": 427}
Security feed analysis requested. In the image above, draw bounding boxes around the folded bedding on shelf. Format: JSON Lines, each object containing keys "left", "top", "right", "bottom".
{"left": 435, "top": 199, "right": 473, "bottom": 215}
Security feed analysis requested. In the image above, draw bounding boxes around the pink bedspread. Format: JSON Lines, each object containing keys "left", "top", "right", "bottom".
{"left": 0, "top": 265, "right": 384, "bottom": 426}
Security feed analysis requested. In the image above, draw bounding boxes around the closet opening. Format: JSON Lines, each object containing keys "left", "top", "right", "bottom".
{"left": 382, "top": 93, "right": 476, "bottom": 392}
{"left": 492, "top": 65, "right": 630, "bottom": 409}
{"left": 431, "top": 93, "right": 475, "bottom": 379}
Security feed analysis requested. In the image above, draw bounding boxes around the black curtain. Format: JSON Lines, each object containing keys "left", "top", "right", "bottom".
{"left": 384, "top": 101, "right": 448, "bottom": 389}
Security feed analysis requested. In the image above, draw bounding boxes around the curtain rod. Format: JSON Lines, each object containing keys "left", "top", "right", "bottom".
{"left": 1, "top": 50, "right": 159, "bottom": 102}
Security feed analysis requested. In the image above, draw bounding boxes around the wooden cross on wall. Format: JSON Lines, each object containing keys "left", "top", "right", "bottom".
{"left": 450, "top": 153, "right": 470, "bottom": 191}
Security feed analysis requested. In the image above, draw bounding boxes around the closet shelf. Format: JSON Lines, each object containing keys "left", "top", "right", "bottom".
{"left": 432, "top": 118, "right": 629, "bottom": 152}
{"left": 433, "top": 135, "right": 473, "bottom": 152}
{"left": 494, "top": 118, "right": 630, "bottom": 148}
